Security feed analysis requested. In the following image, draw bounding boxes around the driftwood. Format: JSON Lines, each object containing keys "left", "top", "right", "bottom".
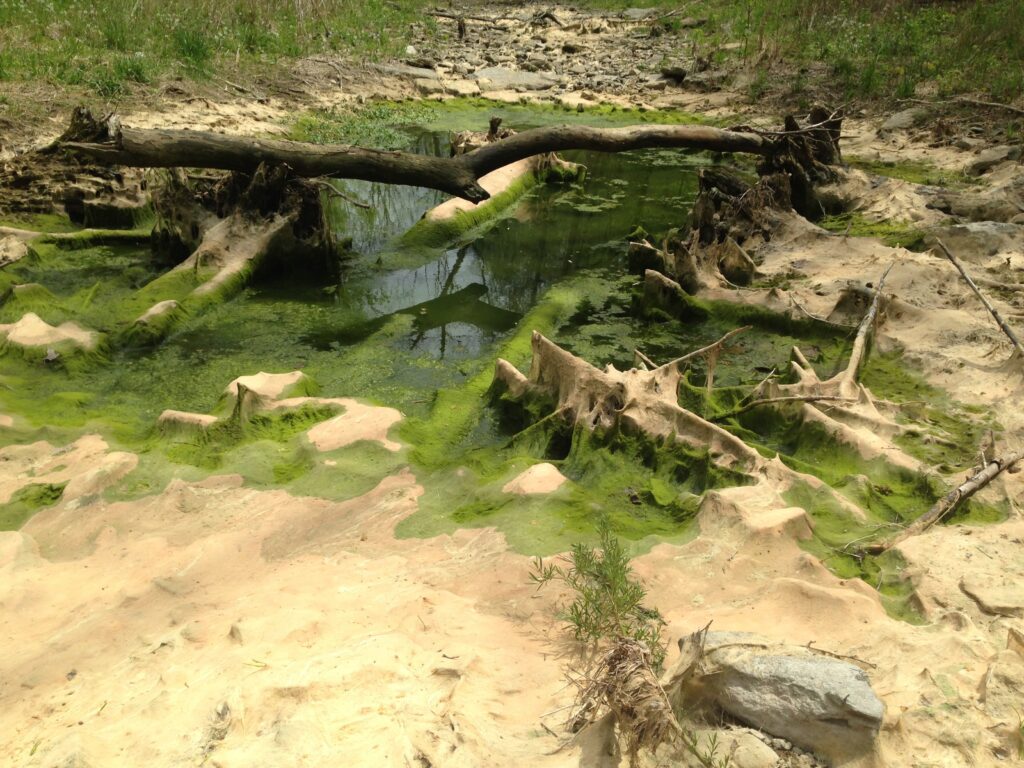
{"left": 63, "top": 116, "right": 771, "bottom": 204}
{"left": 863, "top": 450, "right": 1024, "bottom": 554}
{"left": 840, "top": 262, "right": 894, "bottom": 392}
{"left": 935, "top": 239, "right": 1024, "bottom": 359}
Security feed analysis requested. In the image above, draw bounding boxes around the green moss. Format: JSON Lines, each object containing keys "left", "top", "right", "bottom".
{"left": 862, "top": 352, "right": 998, "bottom": 469}
{"left": 846, "top": 157, "right": 970, "bottom": 188}
{"left": 399, "top": 169, "right": 545, "bottom": 250}
{"left": 0, "top": 482, "right": 66, "bottom": 530}
{"left": 0, "top": 213, "right": 84, "bottom": 234}
{"left": 161, "top": 403, "right": 337, "bottom": 470}
{"left": 398, "top": 425, "right": 719, "bottom": 556}
{"left": 819, "top": 213, "right": 927, "bottom": 250}
{"left": 782, "top": 480, "right": 927, "bottom": 624}
{"left": 290, "top": 98, "right": 711, "bottom": 149}
{"left": 401, "top": 281, "right": 585, "bottom": 468}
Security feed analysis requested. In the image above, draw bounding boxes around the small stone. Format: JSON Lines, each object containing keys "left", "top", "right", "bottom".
{"left": 878, "top": 107, "right": 928, "bottom": 135}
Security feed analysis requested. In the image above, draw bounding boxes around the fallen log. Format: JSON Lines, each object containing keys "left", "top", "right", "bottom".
{"left": 63, "top": 118, "right": 771, "bottom": 203}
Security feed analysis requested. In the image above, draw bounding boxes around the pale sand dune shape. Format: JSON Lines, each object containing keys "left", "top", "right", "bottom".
{"left": 304, "top": 399, "right": 403, "bottom": 453}
{"left": 0, "top": 312, "right": 98, "bottom": 350}
{"left": 502, "top": 462, "right": 568, "bottom": 495}
{"left": 224, "top": 370, "right": 312, "bottom": 401}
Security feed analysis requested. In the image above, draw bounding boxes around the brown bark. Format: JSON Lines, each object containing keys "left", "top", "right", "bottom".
{"left": 63, "top": 121, "right": 771, "bottom": 203}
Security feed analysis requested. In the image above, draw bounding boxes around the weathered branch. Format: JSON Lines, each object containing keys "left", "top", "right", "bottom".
{"left": 62, "top": 121, "right": 771, "bottom": 203}
{"left": 935, "top": 239, "right": 1024, "bottom": 359}
{"left": 840, "top": 262, "right": 894, "bottom": 391}
{"left": 863, "top": 450, "right": 1024, "bottom": 555}
{"left": 711, "top": 395, "right": 852, "bottom": 422}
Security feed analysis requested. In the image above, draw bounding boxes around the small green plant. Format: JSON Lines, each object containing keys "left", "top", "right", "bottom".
{"left": 172, "top": 24, "right": 213, "bottom": 74}
{"left": 531, "top": 518, "right": 667, "bottom": 669}
{"left": 114, "top": 55, "right": 150, "bottom": 84}
{"left": 747, "top": 70, "right": 769, "bottom": 102}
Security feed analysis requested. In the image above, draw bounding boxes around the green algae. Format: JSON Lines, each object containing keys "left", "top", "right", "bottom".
{"left": 398, "top": 166, "right": 547, "bottom": 250}
{"left": 846, "top": 156, "right": 970, "bottom": 188}
{"left": 289, "top": 98, "right": 710, "bottom": 152}
{"left": 818, "top": 212, "right": 927, "bottom": 250}
{"left": 782, "top": 480, "right": 929, "bottom": 623}
{"left": 0, "top": 105, "right": 1007, "bottom": 623}
{"left": 0, "top": 482, "right": 65, "bottom": 530}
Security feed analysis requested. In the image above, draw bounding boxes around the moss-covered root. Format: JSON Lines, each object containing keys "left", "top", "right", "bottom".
{"left": 494, "top": 330, "right": 765, "bottom": 473}
{"left": 399, "top": 154, "right": 585, "bottom": 249}
{"left": 123, "top": 212, "right": 296, "bottom": 345}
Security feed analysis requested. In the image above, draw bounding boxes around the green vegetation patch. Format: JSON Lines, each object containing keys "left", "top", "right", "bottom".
{"left": 589, "top": 0, "right": 1023, "bottom": 102}
{"left": 818, "top": 213, "right": 927, "bottom": 250}
{"left": 846, "top": 157, "right": 971, "bottom": 188}
{"left": 0, "top": 0, "right": 433, "bottom": 95}
{"left": 0, "top": 482, "right": 66, "bottom": 530}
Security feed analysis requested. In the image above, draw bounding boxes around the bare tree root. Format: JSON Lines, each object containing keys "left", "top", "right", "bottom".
{"left": 128, "top": 162, "right": 328, "bottom": 344}
{"left": 494, "top": 330, "right": 763, "bottom": 472}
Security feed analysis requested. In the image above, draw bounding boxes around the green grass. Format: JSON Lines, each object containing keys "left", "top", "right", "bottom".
{"left": 0, "top": 0, "right": 432, "bottom": 96}
{"left": 0, "top": 482, "right": 66, "bottom": 530}
{"left": 576, "top": 0, "right": 1023, "bottom": 103}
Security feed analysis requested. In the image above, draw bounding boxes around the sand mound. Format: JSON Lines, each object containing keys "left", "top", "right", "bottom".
{"left": 502, "top": 462, "right": 568, "bottom": 495}
{"left": 304, "top": 399, "right": 403, "bottom": 452}
{"left": 0, "top": 312, "right": 98, "bottom": 351}
{"left": 224, "top": 370, "right": 312, "bottom": 402}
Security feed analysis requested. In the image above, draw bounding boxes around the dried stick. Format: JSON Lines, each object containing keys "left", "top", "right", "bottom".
{"left": 840, "top": 262, "right": 894, "bottom": 391}
{"left": 863, "top": 450, "right": 1024, "bottom": 555}
{"left": 656, "top": 326, "right": 751, "bottom": 373}
{"left": 634, "top": 349, "right": 659, "bottom": 369}
{"left": 711, "top": 394, "right": 851, "bottom": 421}
{"left": 935, "top": 239, "right": 1024, "bottom": 359}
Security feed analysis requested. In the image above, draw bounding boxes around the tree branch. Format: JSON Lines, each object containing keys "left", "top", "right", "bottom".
{"left": 862, "top": 450, "right": 1023, "bottom": 555}
{"left": 62, "top": 121, "right": 772, "bottom": 203}
{"left": 935, "top": 239, "right": 1024, "bottom": 359}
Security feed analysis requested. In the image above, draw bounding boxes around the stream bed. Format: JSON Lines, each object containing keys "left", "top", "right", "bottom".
{"left": 0, "top": 107, "right": 1000, "bottom": 607}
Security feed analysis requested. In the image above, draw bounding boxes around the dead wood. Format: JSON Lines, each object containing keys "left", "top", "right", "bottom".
{"left": 935, "top": 239, "right": 1024, "bottom": 359}
{"left": 570, "top": 639, "right": 681, "bottom": 765}
{"left": 493, "top": 330, "right": 764, "bottom": 472}
{"left": 761, "top": 263, "right": 894, "bottom": 404}
{"left": 61, "top": 113, "right": 772, "bottom": 204}
{"left": 840, "top": 262, "right": 895, "bottom": 393}
{"left": 863, "top": 450, "right": 1024, "bottom": 555}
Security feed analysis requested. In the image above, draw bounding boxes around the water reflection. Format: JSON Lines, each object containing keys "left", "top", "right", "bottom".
{"left": 302, "top": 131, "right": 704, "bottom": 360}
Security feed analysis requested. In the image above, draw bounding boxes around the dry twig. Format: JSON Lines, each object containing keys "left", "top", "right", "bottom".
{"left": 935, "top": 239, "right": 1024, "bottom": 359}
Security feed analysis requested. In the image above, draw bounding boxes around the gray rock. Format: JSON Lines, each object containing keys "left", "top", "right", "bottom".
{"left": 472, "top": 66, "right": 557, "bottom": 91}
{"left": 966, "top": 144, "right": 1022, "bottom": 177}
{"left": 960, "top": 577, "right": 1024, "bottom": 617}
{"left": 686, "top": 70, "right": 729, "bottom": 92}
{"left": 414, "top": 77, "right": 445, "bottom": 96}
{"left": 922, "top": 221, "right": 1023, "bottom": 258}
{"left": 707, "top": 651, "right": 883, "bottom": 760}
{"left": 373, "top": 63, "right": 436, "bottom": 79}
{"left": 621, "top": 8, "right": 659, "bottom": 20}
{"left": 878, "top": 107, "right": 928, "bottom": 135}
